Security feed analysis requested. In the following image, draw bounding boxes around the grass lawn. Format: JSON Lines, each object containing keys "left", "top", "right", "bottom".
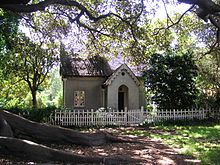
{"left": 126, "top": 119, "right": 220, "bottom": 165}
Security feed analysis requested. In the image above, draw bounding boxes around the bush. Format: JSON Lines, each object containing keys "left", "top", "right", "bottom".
{"left": 4, "top": 106, "right": 56, "bottom": 122}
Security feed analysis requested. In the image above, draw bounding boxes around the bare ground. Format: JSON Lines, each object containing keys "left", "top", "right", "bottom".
{"left": 0, "top": 127, "right": 201, "bottom": 165}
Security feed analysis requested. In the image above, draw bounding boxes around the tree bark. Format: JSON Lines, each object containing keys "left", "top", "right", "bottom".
{"left": 0, "top": 110, "right": 128, "bottom": 146}
{"left": 0, "top": 136, "right": 102, "bottom": 164}
{"left": 0, "top": 116, "right": 13, "bottom": 137}
{"left": 0, "top": 110, "right": 137, "bottom": 164}
{"left": 31, "top": 88, "right": 37, "bottom": 110}
{"left": 0, "top": 0, "right": 30, "bottom": 5}
{"left": 0, "top": 136, "right": 135, "bottom": 164}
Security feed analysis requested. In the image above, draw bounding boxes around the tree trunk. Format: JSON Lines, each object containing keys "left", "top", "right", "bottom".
{"left": 0, "top": 110, "right": 137, "bottom": 164}
{"left": 0, "top": 116, "right": 13, "bottom": 137}
{"left": 31, "top": 88, "right": 37, "bottom": 110}
{"left": 0, "top": 110, "right": 128, "bottom": 146}
{"left": 0, "top": 136, "right": 102, "bottom": 164}
{"left": 0, "top": 136, "right": 135, "bottom": 164}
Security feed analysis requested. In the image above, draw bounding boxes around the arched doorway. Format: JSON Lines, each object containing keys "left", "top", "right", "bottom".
{"left": 118, "top": 85, "right": 128, "bottom": 111}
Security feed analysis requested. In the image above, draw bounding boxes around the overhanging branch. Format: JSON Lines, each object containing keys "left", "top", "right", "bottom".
{"left": 154, "top": 5, "right": 194, "bottom": 35}
{"left": 0, "top": 0, "right": 111, "bottom": 23}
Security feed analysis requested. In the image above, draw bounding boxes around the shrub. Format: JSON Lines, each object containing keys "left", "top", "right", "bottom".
{"left": 4, "top": 106, "right": 56, "bottom": 122}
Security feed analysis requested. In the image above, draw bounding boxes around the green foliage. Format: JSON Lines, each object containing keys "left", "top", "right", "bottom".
{"left": 5, "top": 106, "right": 56, "bottom": 122}
{"left": 0, "top": 68, "right": 63, "bottom": 109}
{"left": 0, "top": 33, "right": 59, "bottom": 109}
{"left": 0, "top": 10, "right": 20, "bottom": 87}
{"left": 196, "top": 52, "right": 220, "bottom": 108}
{"left": 37, "top": 68, "right": 63, "bottom": 108}
{"left": 145, "top": 52, "right": 198, "bottom": 109}
{"left": 0, "top": 10, "right": 19, "bottom": 51}
{"left": 0, "top": 76, "right": 29, "bottom": 108}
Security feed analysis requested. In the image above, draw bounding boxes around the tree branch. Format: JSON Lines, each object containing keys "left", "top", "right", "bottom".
{"left": 0, "top": 0, "right": 30, "bottom": 5}
{"left": 178, "top": 0, "right": 220, "bottom": 12}
{"left": 0, "top": 0, "right": 110, "bottom": 22}
{"left": 154, "top": 5, "right": 194, "bottom": 35}
{"left": 162, "top": 0, "right": 174, "bottom": 26}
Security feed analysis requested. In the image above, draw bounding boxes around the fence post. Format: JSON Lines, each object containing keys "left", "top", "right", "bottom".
{"left": 124, "top": 107, "right": 128, "bottom": 126}
{"left": 54, "top": 109, "right": 57, "bottom": 125}
{"left": 141, "top": 106, "right": 144, "bottom": 122}
{"left": 59, "top": 110, "right": 62, "bottom": 125}
{"left": 202, "top": 108, "right": 205, "bottom": 119}
{"left": 91, "top": 109, "right": 94, "bottom": 125}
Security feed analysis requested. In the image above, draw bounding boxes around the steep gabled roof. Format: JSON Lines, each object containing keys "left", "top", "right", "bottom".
{"left": 60, "top": 55, "right": 113, "bottom": 77}
{"left": 104, "top": 64, "right": 140, "bottom": 86}
{"left": 60, "top": 55, "right": 146, "bottom": 78}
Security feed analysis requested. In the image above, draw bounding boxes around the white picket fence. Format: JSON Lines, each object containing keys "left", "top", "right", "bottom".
{"left": 50, "top": 108, "right": 220, "bottom": 126}
{"left": 52, "top": 107, "right": 145, "bottom": 126}
{"left": 146, "top": 108, "right": 220, "bottom": 123}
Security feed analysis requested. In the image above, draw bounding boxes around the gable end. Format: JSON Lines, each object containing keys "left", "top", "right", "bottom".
{"left": 104, "top": 64, "right": 140, "bottom": 86}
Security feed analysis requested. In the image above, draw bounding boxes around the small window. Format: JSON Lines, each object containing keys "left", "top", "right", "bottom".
{"left": 74, "top": 91, "right": 85, "bottom": 107}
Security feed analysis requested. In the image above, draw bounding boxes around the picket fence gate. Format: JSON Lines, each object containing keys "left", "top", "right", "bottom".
{"left": 50, "top": 108, "right": 220, "bottom": 126}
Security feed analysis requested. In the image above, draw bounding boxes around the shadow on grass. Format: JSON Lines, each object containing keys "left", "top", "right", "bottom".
{"left": 135, "top": 119, "right": 220, "bottom": 164}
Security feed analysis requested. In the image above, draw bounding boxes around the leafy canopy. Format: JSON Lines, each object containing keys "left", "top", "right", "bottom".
{"left": 0, "top": 33, "right": 58, "bottom": 109}
{"left": 145, "top": 52, "right": 198, "bottom": 109}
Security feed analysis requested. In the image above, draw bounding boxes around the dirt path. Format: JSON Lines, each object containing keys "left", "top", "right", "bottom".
{"left": 0, "top": 127, "right": 201, "bottom": 165}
